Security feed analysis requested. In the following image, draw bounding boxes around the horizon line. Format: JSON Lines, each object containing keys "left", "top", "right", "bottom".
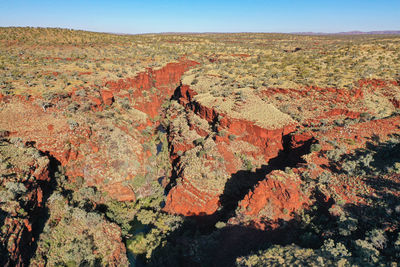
{"left": 1, "top": 26, "right": 400, "bottom": 36}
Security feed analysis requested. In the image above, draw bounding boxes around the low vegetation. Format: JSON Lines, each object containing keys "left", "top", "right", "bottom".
{"left": 0, "top": 27, "right": 399, "bottom": 266}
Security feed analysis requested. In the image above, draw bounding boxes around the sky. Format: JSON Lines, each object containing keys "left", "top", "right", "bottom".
{"left": 0, "top": 0, "right": 399, "bottom": 34}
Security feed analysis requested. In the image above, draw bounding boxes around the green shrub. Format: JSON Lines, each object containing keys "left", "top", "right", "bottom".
{"left": 310, "top": 143, "right": 322, "bottom": 153}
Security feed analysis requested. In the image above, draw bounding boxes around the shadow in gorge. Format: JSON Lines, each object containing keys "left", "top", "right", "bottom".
{"left": 217, "top": 133, "right": 315, "bottom": 224}
{"left": 320, "top": 136, "right": 400, "bottom": 261}
{"left": 340, "top": 174, "right": 400, "bottom": 262}
{"left": 164, "top": 156, "right": 180, "bottom": 195}
{"left": 140, "top": 129, "right": 400, "bottom": 266}
{"left": 328, "top": 135, "right": 400, "bottom": 176}
{"left": 146, "top": 133, "right": 317, "bottom": 266}
{"left": 148, "top": 216, "right": 302, "bottom": 267}
{"left": 148, "top": 174, "right": 400, "bottom": 266}
{"left": 0, "top": 209, "right": 8, "bottom": 263}
{"left": 25, "top": 150, "right": 60, "bottom": 266}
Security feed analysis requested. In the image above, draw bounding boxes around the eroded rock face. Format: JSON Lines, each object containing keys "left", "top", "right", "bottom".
{"left": 1, "top": 41, "right": 399, "bottom": 263}
{"left": 0, "top": 59, "right": 199, "bottom": 202}
{"left": 163, "top": 75, "right": 400, "bottom": 230}
{"left": 3, "top": 28, "right": 400, "bottom": 266}
{"left": 0, "top": 138, "right": 51, "bottom": 266}
{"left": 163, "top": 101, "right": 229, "bottom": 215}
{"left": 175, "top": 84, "right": 297, "bottom": 160}
{"left": 0, "top": 138, "right": 130, "bottom": 266}
{"left": 234, "top": 170, "right": 308, "bottom": 229}
{"left": 165, "top": 181, "right": 221, "bottom": 216}
{"left": 164, "top": 83, "right": 298, "bottom": 216}
{"left": 104, "top": 60, "right": 200, "bottom": 118}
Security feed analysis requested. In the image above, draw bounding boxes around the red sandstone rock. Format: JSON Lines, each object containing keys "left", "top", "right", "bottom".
{"left": 164, "top": 179, "right": 220, "bottom": 216}
{"left": 0, "top": 59, "right": 199, "bottom": 202}
{"left": 176, "top": 84, "right": 297, "bottom": 162}
{"left": 104, "top": 60, "right": 199, "bottom": 118}
{"left": 163, "top": 83, "right": 300, "bottom": 216}
{"left": 237, "top": 170, "right": 308, "bottom": 227}
{"left": 101, "top": 90, "right": 114, "bottom": 106}
{"left": 0, "top": 142, "right": 51, "bottom": 266}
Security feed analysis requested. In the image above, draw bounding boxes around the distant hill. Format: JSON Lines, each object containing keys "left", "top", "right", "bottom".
{"left": 293, "top": 30, "right": 400, "bottom": 35}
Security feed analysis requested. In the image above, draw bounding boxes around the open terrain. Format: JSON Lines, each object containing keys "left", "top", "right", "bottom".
{"left": 0, "top": 27, "right": 399, "bottom": 266}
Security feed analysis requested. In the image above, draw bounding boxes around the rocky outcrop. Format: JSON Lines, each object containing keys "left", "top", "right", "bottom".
{"left": 0, "top": 139, "right": 52, "bottom": 266}
{"left": 31, "top": 191, "right": 129, "bottom": 266}
{"left": 0, "top": 59, "right": 199, "bottom": 202}
{"left": 164, "top": 180, "right": 221, "bottom": 216}
{"left": 233, "top": 170, "right": 308, "bottom": 229}
{"left": 0, "top": 138, "right": 129, "bottom": 266}
{"left": 163, "top": 77, "right": 400, "bottom": 228}
{"left": 162, "top": 101, "right": 229, "bottom": 215}
{"left": 104, "top": 60, "right": 199, "bottom": 117}
{"left": 100, "top": 90, "right": 114, "bottom": 106}
{"left": 164, "top": 84, "right": 298, "bottom": 216}
{"left": 174, "top": 84, "right": 297, "bottom": 162}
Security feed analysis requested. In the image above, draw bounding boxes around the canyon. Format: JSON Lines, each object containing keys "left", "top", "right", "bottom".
{"left": 3, "top": 60, "right": 399, "bottom": 264}
{"left": 1, "top": 28, "right": 399, "bottom": 266}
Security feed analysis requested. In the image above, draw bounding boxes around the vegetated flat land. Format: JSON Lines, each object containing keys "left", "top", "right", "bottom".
{"left": 0, "top": 27, "right": 399, "bottom": 266}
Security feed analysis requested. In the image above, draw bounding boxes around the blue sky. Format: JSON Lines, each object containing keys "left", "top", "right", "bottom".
{"left": 0, "top": 0, "right": 399, "bottom": 33}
